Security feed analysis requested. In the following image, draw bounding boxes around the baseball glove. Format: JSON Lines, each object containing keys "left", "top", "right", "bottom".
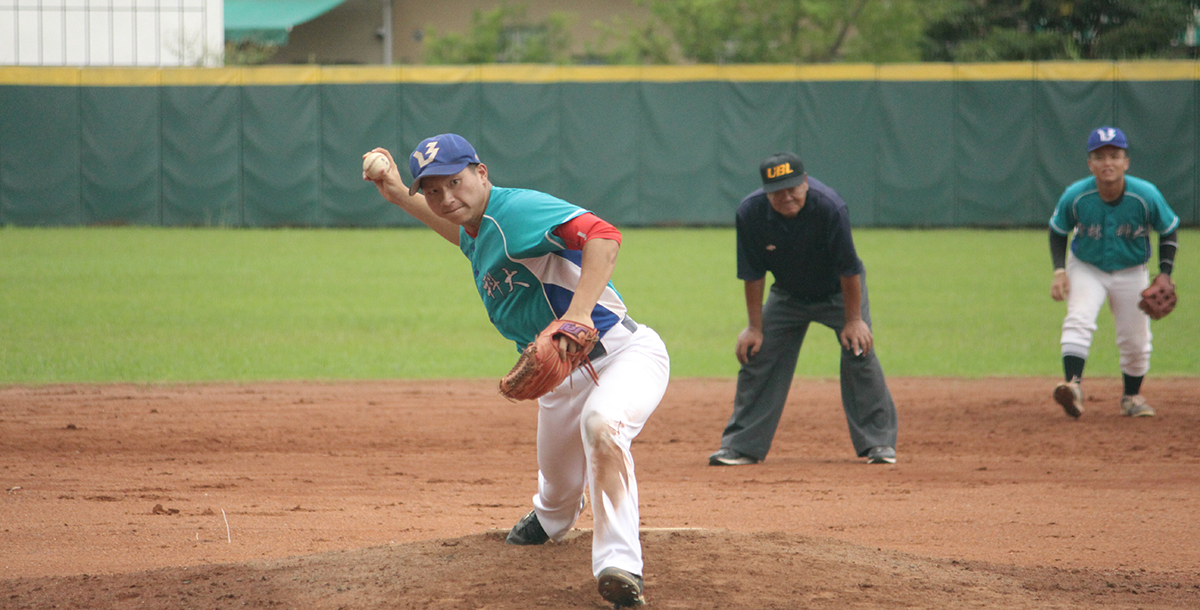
{"left": 499, "top": 319, "right": 600, "bottom": 401}
{"left": 1138, "top": 275, "right": 1177, "bottom": 320}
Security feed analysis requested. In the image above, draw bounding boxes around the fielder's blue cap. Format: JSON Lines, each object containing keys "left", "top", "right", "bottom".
{"left": 408, "top": 133, "right": 481, "bottom": 195}
{"left": 1087, "top": 127, "right": 1127, "bottom": 152}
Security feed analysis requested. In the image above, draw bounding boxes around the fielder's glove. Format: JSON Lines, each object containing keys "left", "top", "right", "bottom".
{"left": 1138, "top": 274, "right": 1177, "bottom": 320}
{"left": 499, "top": 319, "right": 600, "bottom": 401}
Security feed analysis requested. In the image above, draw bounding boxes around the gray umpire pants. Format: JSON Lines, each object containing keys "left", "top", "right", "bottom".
{"left": 720, "top": 276, "right": 898, "bottom": 460}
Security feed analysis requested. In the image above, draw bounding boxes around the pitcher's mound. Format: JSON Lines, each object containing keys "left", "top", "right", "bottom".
{"left": 3, "top": 528, "right": 1190, "bottom": 609}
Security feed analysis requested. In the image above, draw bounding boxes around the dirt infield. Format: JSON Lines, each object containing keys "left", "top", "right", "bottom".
{"left": 2, "top": 377, "right": 1199, "bottom": 609}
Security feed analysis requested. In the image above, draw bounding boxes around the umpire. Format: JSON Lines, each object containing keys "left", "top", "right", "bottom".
{"left": 708, "top": 152, "right": 899, "bottom": 466}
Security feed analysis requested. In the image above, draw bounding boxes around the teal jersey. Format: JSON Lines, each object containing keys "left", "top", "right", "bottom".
{"left": 1049, "top": 175, "right": 1180, "bottom": 272}
{"left": 460, "top": 186, "right": 628, "bottom": 351}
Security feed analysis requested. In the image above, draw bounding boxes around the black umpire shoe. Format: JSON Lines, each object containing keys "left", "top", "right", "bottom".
{"left": 505, "top": 510, "right": 549, "bottom": 545}
{"left": 598, "top": 567, "right": 645, "bottom": 608}
{"left": 866, "top": 445, "right": 897, "bottom": 464}
{"left": 707, "top": 447, "right": 760, "bottom": 466}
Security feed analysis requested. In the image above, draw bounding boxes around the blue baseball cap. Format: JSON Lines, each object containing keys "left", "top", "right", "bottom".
{"left": 1087, "top": 127, "right": 1127, "bottom": 152}
{"left": 408, "top": 133, "right": 481, "bottom": 195}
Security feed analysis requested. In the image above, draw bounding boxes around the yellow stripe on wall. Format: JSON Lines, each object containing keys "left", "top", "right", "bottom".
{"left": 238, "top": 66, "right": 322, "bottom": 85}
{"left": 399, "top": 65, "right": 482, "bottom": 83}
{"left": 877, "top": 63, "right": 956, "bottom": 81}
{"left": 1116, "top": 61, "right": 1197, "bottom": 81}
{"left": 0, "top": 66, "right": 82, "bottom": 85}
{"left": 159, "top": 68, "right": 243, "bottom": 86}
{"left": 478, "top": 64, "right": 564, "bottom": 83}
{"left": 715, "top": 65, "right": 802, "bottom": 82}
{"left": 79, "top": 68, "right": 162, "bottom": 86}
{"left": 1035, "top": 61, "right": 1116, "bottom": 81}
{"left": 3, "top": 61, "right": 1200, "bottom": 86}
{"left": 319, "top": 66, "right": 401, "bottom": 84}
{"left": 954, "top": 62, "right": 1035, "bottom": 81}
{"left": 797, "top": 64, "right": 876, "bottom": 81}
{"left": 556, "top": 65, "right": 643, "bottom": 82}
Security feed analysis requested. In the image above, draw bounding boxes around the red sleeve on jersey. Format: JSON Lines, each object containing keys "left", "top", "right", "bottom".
{"left": 552, "top": 213, "right": 622, "bottom": 250}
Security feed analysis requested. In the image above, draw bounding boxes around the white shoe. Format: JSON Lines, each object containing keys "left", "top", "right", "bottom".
{"left": 1120, "top": 394, "right": 1155, "bottom": 417}
{"left": 1053, "top": 378, "right": 1083, "bottom": 418}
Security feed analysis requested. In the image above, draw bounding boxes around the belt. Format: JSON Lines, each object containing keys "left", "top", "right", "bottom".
{"left": 587, "top": 315, "right": 637, "bottom": 361}
{"left": 621, "top": 315, "right": 638, "bottom": 333}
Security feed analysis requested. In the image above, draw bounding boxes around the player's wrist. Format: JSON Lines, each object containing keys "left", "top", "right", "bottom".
{"left": 561, "top": 312, "right": 595, "bottom": 327}
{"left": 1053, "top": 268, "right": 1067, "bottom": 276}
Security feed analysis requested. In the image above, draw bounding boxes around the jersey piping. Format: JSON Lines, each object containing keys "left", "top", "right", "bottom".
{"left": 468, "top": 191, "right": 627, "bottom": 351}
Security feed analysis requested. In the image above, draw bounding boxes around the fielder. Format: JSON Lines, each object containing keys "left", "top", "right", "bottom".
{"left": 364, "top": 134, "right": 669, "bottom": 609}
{"left": 1049, "top": 127, "right": 1180, "bottom": 418}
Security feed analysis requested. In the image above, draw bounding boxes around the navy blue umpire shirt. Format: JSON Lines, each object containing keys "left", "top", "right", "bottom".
{"left": 735, "top": 176, "right": 865, "bottom": 302}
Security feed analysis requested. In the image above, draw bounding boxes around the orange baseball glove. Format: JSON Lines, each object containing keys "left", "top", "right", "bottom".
{"left": 499, "top": 319, "right": 600, "bottom": 401}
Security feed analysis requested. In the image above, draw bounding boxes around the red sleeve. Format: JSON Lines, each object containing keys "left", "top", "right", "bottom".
{"left": 552, "top": 213, "right": 622, "bottom": 250}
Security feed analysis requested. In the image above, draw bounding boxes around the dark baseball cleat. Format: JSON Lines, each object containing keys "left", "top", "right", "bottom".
{"left": 1054, "top": 378, "right": 1084, "bottom": 418}
{"left": 707, "top": 447, "right": 759, "bottom": 466}
{"left": 597, "top": 567, "right": 645, "bottom": 608}
{"left": 505, "top": 510, "right": 549, "bottom": 545}
{"left": 866, "top": 446, "right": 896, "bottom": 464}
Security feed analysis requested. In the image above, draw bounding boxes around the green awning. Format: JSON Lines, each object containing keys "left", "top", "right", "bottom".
{"left": 225, "top": 0, "right": 349, "bottom": 45}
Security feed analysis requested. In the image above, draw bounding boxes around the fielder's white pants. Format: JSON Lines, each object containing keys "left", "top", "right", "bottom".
{"left": 533, "top": 323, "right": 669, "bottom": 578}
{"left": 1062, "top": 253, "right": 1152, "bottom": 377}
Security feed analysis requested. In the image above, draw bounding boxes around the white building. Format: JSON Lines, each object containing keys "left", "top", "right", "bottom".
{"left": 0, "top": 0, "right": 641, "bottom": 67}
{"left": 0, "top": 0, "right": 224, "bottom": 66}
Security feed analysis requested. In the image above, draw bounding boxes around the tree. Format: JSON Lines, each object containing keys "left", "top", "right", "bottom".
{"left": 922, "top": 0, "right": 1198, "bottom": 61}
{"left": 594, "top": 0, "right": 959, "bottom": 64}
{"left": 423, "top": 4, "right": 574, "bottom": 64}
{"left": 224, "top": 40, "right": 280, "bottom": 65}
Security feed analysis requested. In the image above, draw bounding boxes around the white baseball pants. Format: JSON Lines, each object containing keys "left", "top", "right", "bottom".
{"left": 532, "top": 323, "right": 669, "bottom": 578}
{"left": 1062, "top": 254, "right": 1152, "bottom": 376}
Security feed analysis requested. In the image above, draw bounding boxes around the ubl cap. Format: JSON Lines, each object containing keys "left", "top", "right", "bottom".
{"left": 759, "top": 152, "right": 806, "bottom": 193}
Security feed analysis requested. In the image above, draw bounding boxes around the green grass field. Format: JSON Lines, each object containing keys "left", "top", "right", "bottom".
{"left": 1, "top": 227, "right": 1196, "bottom": 383}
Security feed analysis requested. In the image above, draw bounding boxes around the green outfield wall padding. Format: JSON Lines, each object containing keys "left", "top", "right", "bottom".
{"left": 1033, "top": 79, "right": 1116, "bottom": 220}
{"left": 1, "top": 86, "right": 83, "bottom": 226}
{"left": 1, "top": 63, "right": 1199, "bottom": 228}
{"left": 559, "top": 82, "right": 641, "bottom": 222}
{"left": 796, "top": 80, "right": 880, "bottom": 225}
{"left": 715, "top": 81, "right": 796, "bottom": 212}
{"left": 1115, "top": 80, "right": 1196, "bottom": 225}
{"left": 319, "top": 83, "right": 412, "bottom": 227}
{"left": 955, "top": 80, "right": 1037, "bottom": 225}
{"left": 878, "top": 81, "right": 956, "bottom": 225}
{"left": 401, "top": 82, "right": 483, "bottom": 164}
{"left": 480, "top": 83, "right": 562, "bottom": 197}
{"left": 641, "top": 81, "right": 722, "bottom": 225}
{"left": 242, "top": 85, "right": 322, "bottom": 226}
{"left": 81, "top": 87, "right": 161, "bottom": 225}
{"left": 161, "top": 86, "right": 243, "bottom": 226}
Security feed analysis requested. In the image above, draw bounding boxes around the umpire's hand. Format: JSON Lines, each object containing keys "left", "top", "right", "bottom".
{"left": 839, "top": 319, "right": 873, "bottom": 357}
{"left": 735, "top": 326, "right": 764, "bottom": 364}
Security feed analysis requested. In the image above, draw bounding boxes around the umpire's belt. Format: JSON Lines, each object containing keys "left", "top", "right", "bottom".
{"left": 587, "top": 315, "right": 637, "bottom": 361}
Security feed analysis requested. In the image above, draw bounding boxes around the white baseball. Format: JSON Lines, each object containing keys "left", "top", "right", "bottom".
{"left": 363, "top": 152, "right": 390, "bottom": 180}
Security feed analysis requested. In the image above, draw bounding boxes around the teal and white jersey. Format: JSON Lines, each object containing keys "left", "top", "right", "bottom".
{"left": 460, "top": 186, "right": 628, "bottom": 351}
{"left": 1049, "top": 174, "right": 1180, "bottom": 272}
